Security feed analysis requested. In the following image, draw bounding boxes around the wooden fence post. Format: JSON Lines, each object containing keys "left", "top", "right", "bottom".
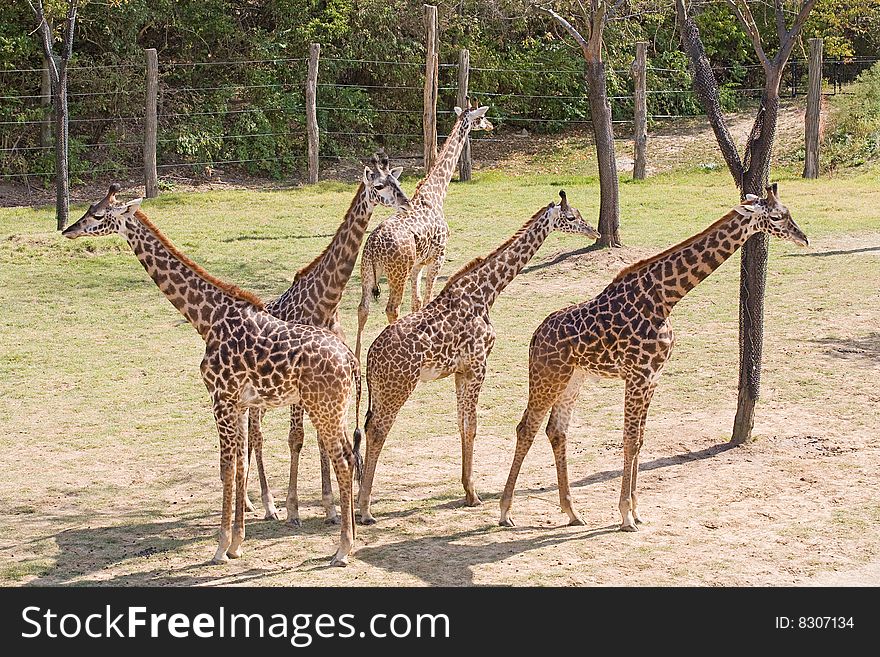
{"left": 40, "top": 57, "right": 52, "bottom": 147}
{"left": 632, "top": 42, "right": 648, "bottom": 180}
{"left": 456, "top": 48, "right": 471, "bottom": 181}
{"left": 423, "top": 4, "right": 439, "bottom": 170}
{"left": 306, "top": 42, "right": 320, "bottom": 184}
{"left": 144, "top": 48, "right": 158, "bottom": 198}
{"left": 803, "top": 37, "right": 823, "bottom": 179}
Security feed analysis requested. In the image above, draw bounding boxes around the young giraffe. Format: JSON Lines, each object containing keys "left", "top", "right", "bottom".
{"left": 499, "top": 185, "right": 809, "bottom": 531}
{"left": 354, "top": 101, "right": 494, "bottom": 362}
{"left": 246, "top": 154, "right": 410, "bottom": 525}
{"left": 62, "top": 186, "right": 362, "bottom": 566}
{"left": 357, "top": 191, "right": 600, "bottom": 523}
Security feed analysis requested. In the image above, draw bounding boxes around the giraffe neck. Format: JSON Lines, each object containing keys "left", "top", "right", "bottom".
{"left": 272, "top": 183, "right": 373, "bottom": 324}
{"left": 445, "top": 206, "right": 553, "bottom": 312}
{"left": 121, "top": 214, "right": 249, "bottom": 340}
{"left": 634, "top": 209, "right": 756, "bottom": 317}
{"left": 413, "top": 114, "right": 468, "bottom": 208}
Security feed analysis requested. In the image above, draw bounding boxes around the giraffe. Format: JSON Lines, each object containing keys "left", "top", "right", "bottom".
{"left": 498, "top": 185, "right": 809, "bottom": 531}
{"left": 62, "top": 185, "right": 362, "bottom": 566}
{"left": 356, "top": 191, "right": 600, "bottom": 524}
{"left": 245, "top": 153, "right": 410, "bottom": 526}
{"left": 354, "top": 100, "right": 494, "bottom": 362}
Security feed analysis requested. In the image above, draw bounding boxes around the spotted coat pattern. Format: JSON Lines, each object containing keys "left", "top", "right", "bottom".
{"left": 498, "top": 186, "right": 810, "bottom": 531}
{"left": 354, "top": 104, "right": 494, "bottom": 362}
{"left": 62, "top": 187, "right": 363, "bottom": 566}
{"left": 245, "top": 158, "right": 410, "bottom": 526}
{"left": 356, "top": 193, "right": 600, "bottom": 524}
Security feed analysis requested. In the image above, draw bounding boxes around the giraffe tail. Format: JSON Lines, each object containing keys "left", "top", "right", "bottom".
{"left": 371, "top": 261, "right": 381, "bottom": 301}
{"left": 352, "top": 360, "right": 364, "bottom": 482}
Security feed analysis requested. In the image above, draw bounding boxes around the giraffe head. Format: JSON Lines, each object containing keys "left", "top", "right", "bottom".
{"left": 548, "top": 190, "right": 601, "bottom": 238}
{"left": 735, "top": 183, "right": 809, "bottom": 247}
{"left": 363, "top": 151, "right": 410, "bottom": 211}
{"left": 453, "top": 98, "right": 494, "bottom": 133}
{"left": 62, "top": 184, "right": 142, "bottom": 239}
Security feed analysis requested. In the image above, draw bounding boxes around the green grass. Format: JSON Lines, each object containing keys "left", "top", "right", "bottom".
{"left": 0, "top": 167, "right": 878, "bottom": 586}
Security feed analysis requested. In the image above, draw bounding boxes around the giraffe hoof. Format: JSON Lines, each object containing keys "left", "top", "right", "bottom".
{"left": 499, "top": 517, "right": 516, "bottom": 528}
{"left": 568, "top": 516, "right": 587, "bottom": 527}
{"left": 265, "top": 511, "right": 281, "bottom": 521}
{"left": 329, "top": 556, "right": 348, "bottom": 568}
{"left": 324, "top": 516, "right": 341, "bottom": 526}
{"left": 244, "top": 499, "right": 256, "bottom": 513}
{"left": 619, "top": 523, "right": 638, "bottom": 532}
{"left": 358, "top": 516, "right": 377, "bottom": 526}
{"left": 465, "top": 496, "right": 483, "bottom": 507}
{"left": 286, "top": 517, "right": 302, "bottom": 528}
{"left": 226, "top": 548, "right": 242, "bottom": 559}
{"left": 634, "top": 517, "right": 645, "bottom": 525}
{"left": 211, "top": 554, "right": 229, "bottom": 565}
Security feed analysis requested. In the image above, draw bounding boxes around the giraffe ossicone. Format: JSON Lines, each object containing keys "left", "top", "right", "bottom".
{"left": 356, "top": 191, "right": 599, "bottom": 524}
{"left": 63, "top": 185, "right": 363, "bottom": 567}
{"left": 499, "top": 185, "right": 808, "bottom": 531}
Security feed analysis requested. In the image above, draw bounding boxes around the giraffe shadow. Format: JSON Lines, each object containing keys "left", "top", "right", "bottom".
{"left": 355, "top": 524, "right": 619, "bottom": 586}
{"left": 809, "top": 332, "right": 880, "bottom": 364}
{"left": 20, "top": 511, "right": 276, "bottom": 587}
{"left": 221, "top": 233, "right": 336, "bottom": 243}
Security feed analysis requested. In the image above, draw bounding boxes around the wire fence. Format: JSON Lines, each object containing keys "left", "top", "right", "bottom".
{"left": 1, "top": 51, "right": 877, "bottom": 184}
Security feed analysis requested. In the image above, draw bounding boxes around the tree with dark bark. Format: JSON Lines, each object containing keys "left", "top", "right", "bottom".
{"left": 28, "top": 0, "right": 79, "bottom": 231}
{"left": 674, "top": 0, "right": 818, "bottom": 444}
{"left": 540, "top": 1, "right": 626, "bottom": 248}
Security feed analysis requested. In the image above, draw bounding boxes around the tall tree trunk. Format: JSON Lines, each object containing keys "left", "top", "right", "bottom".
{"left": 732, "top": 80, "right": 780, "bottom": 444}
{"left": 54, "top": 63, "right": 69, "bottom": 230}
{"left": 585, "top": 60, "right": 621, "bottom": 247}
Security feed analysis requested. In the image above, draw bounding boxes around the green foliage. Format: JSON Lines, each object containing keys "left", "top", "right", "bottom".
{"left": 824, "top": 62, "right": 880, "bottom": 169}
{"left": 1, "top": 1, "right": 877, "bottom": 181}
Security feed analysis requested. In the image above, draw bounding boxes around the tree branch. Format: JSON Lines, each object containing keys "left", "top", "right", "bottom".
{"left": 773, "top": 0, "right": 788, "bottom": 43}
{"left": 62, "top": 1, "right": 79, "bottom": 62}
{"left": 726, "top": 0, "right": 770, "bottom": 71}
{"left": 777, "top": 0, "right": 819, "bottom": 64}
{"left": 675, "top": 0, "right": 744, "bottom": 185}
{"left": 540, "top": 6, "right": 590, "bottom": 59}
{"left": 27, "top": 0, "right": 59, "bottom": 83}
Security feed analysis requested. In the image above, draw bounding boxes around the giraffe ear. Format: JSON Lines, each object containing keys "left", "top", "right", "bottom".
{"left": 390, "top": 166, "right": 403, "bottom": 180}
{"left": 470, "top": 106, "right": 489, "bottom": 119}
{"left": 122, "top": 198, "right": 142, "bottom": 216}
{"left": 735, "top": 200, "right": 761, "bottom": 217}
{"left": 363, "top": 166, "right": 373, "bottom": 184}
{"left": 454, "top": 106, "right": 463, "bottom": 117}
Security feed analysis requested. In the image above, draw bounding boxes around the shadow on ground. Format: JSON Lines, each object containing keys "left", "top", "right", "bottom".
{"left": 810, "top": 332, "right": 880, "bottom": 364}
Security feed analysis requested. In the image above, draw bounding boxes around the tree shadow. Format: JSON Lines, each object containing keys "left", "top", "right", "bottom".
{"left": 810, "top": 332, "right": 880, "bottom": 364}
{"left": 220, "top": 233, "right": 335, "bottom": 243}
{"left": 783, "top": 245, "right": 880, "bottom": 258}
{"left": 355, "top": 523, "right": 619, "bottom": 586}
{"left": 522, "top": 243, "right": 606, "bottom": 274}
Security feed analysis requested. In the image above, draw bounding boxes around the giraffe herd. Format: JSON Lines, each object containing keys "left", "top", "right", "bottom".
{"left": 62, "top": 103, "right": 809, "bottom": 568}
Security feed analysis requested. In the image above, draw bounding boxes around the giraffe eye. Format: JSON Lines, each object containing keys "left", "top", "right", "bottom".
{"left": 374, "top": 183, "right": 385, "bottom": 190}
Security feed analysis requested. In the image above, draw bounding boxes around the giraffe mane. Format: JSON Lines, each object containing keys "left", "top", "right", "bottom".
{"left": 611, "top": 208, "right": 741, "bottom": 283}
{"left": 412, "top": 112, "right": 465, "bottom": 197}
{"left": 439, "top": 204, "right": 551, "bottom": 293}
{"left": 294, "top": 182, "right": 366, "bottom": 282}
{"left": 133, "top": 209, "right": 265, "bottom": 309}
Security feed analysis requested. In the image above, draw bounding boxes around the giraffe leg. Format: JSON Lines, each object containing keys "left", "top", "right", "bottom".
{"left": 630, "top": 383, "right": 655, "bottom": 525}
{"left": 546, "top": 370, "right": 587, "bottom": 526}
{"left": 619, "top": 379, "right": 655, "bottom": 532}
{"left": 317, "top": 424, "right": 356, "bottom": 567}
{"left": 210, "top": 399, "right": 240, "bottom": 564}
{"left": 318, "top": 437, "right": 339, "bottom": 524}
{"left": 384, "top": 261, "right": 409, "bottom": 324}
{"left": 248, "top": 408, "right": 279, "bottom": 520}
{"left": 285, "top": 406, "right": 306, "bottom": 528}
{"left": 355, "top": 261, "right": 378, "bottom": 363}
{"left": 499, "top": 392, "right": 556, "bottom": 527}
{"left": 243, "top": 408, "right": 256, "bottom": 513}
{"left": 455, "top": 366, "right": 487, "bottom": 507}
{"left": 228, "top": 411, "right": 249, "bottom": 559}
{"left": 357, "top": 391, "right": 410, "bottom": 524}
{"left": 409, "top": 263, "right": 424, "bottom": 313}
{"left": 422, "top": 251, "right": 445, "bottom": 306}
